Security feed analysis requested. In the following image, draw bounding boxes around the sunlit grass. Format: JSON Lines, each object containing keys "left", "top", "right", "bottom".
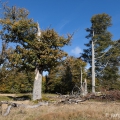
{"left": 0, "top": 101, "right": 120, "bottom": 120}
{"left": 0, "top": 93, "right": 120, "bottom": 120}
{"left": 0, "top": 96, "right": 12, "bottom": 101}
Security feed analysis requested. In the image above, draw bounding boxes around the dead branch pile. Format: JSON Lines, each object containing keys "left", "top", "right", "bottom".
{"left": 56, "top": 94, "right": 88, "bottom": 104}
{"left": 105, "top": 90, "right": 120, "bottom": 100}
{"left": 56, "top": 91, "right": 120, "bottom": 104}
{"left": 83, "top": 91, "right": 120, "bottom": 102}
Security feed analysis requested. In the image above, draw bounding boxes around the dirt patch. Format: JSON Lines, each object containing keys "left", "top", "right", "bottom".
{"left": 9, "top": 100, "right": 30, "bottom": 105}
{"left": 0, "top": 94, "right": 16, "bottom": 97}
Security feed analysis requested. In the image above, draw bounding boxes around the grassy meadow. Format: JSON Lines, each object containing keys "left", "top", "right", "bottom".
{"left": 0, "top": 94, "right": 120, "bottom": 120}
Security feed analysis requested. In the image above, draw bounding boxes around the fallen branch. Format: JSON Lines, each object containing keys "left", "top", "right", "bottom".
{"left": 3, "top": 105, "right": 12, "bottom": 116}
{"left": 18, "top": 101, "right": 48, "bottom": 108}
{"left": 0, "top": 101, "right": 48, "bottom": 116}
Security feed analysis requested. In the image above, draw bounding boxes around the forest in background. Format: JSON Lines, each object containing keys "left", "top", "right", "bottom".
{"left": 0, "top": 3, "right": 120, "bottom": 95}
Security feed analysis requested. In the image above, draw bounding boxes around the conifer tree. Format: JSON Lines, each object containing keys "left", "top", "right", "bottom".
{"left": 81, "top": 13, "right": 119, "bottom": 92}
{"left": 0, "top": 5, "right": 72, "bottom": 100}
{"left": 48, "top": 56, "right": 86, "bottom": 94}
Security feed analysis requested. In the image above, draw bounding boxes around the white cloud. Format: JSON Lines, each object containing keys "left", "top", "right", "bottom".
{"left": 71, "top": 46, "right": 82, "bottom": 56}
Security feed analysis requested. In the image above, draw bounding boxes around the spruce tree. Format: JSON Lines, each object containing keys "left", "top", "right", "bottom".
{"left": 48, "top": 56, "right": 86, "bottom": 94}
{"left": 81, "top": 13, "right": 119, "bottom": 92}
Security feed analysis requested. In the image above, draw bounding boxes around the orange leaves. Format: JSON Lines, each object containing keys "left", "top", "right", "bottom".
{"left": 0, "top": 5, "right": 72, "bottom": 72}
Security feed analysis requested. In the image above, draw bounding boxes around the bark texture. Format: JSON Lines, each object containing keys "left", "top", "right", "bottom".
{"left": 33, "top": 68, "right": 42, "bottom": 100}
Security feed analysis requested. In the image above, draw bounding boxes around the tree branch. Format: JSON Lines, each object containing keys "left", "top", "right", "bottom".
{"left": 1, "top": 101, "right": 48, "bottom": 116}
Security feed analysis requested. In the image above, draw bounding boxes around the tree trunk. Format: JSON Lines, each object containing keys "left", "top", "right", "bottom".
{"left": 84, "top": 78, "right": 88, "bottom": 95}
{"left": 33, "top": 68, "right": 42, "bottom": 100}
{"left": 92, "top": 30, "right": 95, "bottom": 93}
{"left": 81, "top": 79, "right": 88, "bottom": 96}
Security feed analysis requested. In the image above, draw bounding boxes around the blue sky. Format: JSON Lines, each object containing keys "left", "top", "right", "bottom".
{"left": 1, "top": 0, "right": 120, "bottom": 57}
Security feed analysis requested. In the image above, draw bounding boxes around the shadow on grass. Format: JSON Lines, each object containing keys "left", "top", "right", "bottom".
{"left": 7, "top": 95, "right": 31, "bottom": 101}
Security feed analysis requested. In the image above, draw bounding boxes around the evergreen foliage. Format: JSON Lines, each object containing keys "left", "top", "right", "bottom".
{"left": 0, "top": 5, "right": 72, "bottom": 94}
{"left": 46, "top": 56, "right": 86, "bottom": 94}
{"left": 0, "top": 4, "right": 119, "bottom": 93}
{"left": 81, "top": 13, "right": 120, "bottom": 90}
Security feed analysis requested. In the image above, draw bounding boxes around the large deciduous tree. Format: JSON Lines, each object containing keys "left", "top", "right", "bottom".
{"left": 0, "top": 6, "right": 72, "bottom": 100}
{"left": 81, "top": 13, "right": 120, "bottom": 92}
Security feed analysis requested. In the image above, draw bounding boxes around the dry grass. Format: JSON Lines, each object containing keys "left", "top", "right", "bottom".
{"left": 0, "top": 101, "right": 120, "bottom": 120}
